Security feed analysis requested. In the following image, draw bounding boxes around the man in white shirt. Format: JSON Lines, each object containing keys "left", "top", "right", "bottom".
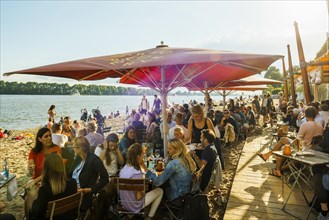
{"left": 169, "top": 112, "right": 187, "bottom": 139}
{"left": 160, "top": 111, "right": 176, "bottom": 139}
{"left": 51, "top": 123, "right": 68, "bottom": 147}
{"left": 85, "top": 121, "right": 104, "bottom": 149}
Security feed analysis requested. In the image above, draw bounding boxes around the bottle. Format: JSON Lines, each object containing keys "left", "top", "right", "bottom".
{"left": 4, "top": 158, "right": 9, "bottom": 179}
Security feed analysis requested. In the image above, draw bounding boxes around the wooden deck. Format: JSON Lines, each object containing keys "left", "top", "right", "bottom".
{"left": 224, "top": 131, "right": 317, "bottom": 220}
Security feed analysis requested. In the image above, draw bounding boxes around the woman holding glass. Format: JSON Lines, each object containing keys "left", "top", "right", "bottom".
{"left": 146, "top": 138, "right": 197, "bottom": 201}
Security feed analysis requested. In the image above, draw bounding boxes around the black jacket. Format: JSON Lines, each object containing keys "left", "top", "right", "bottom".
{"left": 69, "top": 153, "right": 109, "bottom": 211}
{"left": 29, "top": 179, "right": 77, "bottom": 220}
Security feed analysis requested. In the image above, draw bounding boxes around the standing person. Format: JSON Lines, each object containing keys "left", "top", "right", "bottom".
{"left": 185, "top": 104, "right": 215, "bottom": 144}
{"left": 190, "top": 129, "right": 218, "bottom": 192}
{"left": 278, "top": 92, "right": 284, "bottom": 110}
{"left": 47, "top": 105, "right": 56, "bottom": 123}
{"left": 152, "top": 95, "right": 162, "bottom": 114}
{"left": 69, "top": 136, "right": 109, "bottom": 212}
{"left": 27, "top": 153, "right": 78, "bottom": 220}
{"left": 94, "top": 133, "right": 124, "bottom": 177}
{"left": 261, "top": 93, "right": 269, "bottom": 127}
{"left": 119, "top": 143, "right": 163, "bottom": 220}
{"left": 140, "top": 94, "right": 149, "bottom": 115}
{"left": 146, "top": 139, "right": 196, "bottom": 201}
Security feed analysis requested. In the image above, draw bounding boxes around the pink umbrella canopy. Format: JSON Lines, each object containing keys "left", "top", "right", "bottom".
{"left": 187, "top": 75, "right": 282, "bottom": 91}
{"left": 4, "top": 44, "right": 282, "bottom": 157}
{"left": 4, "top": 45, "right": 282, "bottom": 92}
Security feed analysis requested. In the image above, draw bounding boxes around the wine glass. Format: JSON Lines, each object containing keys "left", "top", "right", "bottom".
{"left": 300, "top": 140, "right": 306, "bottom": 158}
{"left": 154, "top": 149, "right": 161, "bottom": 158}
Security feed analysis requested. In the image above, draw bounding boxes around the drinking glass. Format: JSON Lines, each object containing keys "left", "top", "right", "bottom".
{"left": 154, "top": 149, "right": 161, "bottom": 158}
{"left": 300, "top": 141, "right": 306, "bottom": 158}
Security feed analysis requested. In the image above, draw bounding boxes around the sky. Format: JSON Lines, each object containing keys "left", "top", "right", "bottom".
{"left": 1, "top": 0, "right": 328, "bottom": 90}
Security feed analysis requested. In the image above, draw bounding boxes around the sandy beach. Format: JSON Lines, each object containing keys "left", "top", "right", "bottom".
{"left": 0, "top": 115, "right": 247, "bottom": 220}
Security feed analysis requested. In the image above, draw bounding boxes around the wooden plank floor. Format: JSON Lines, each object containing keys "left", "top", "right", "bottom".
{"left": 223, "top": 131, "right": 317, "bottom": 220}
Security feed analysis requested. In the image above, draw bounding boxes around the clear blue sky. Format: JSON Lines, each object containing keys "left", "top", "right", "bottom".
{"left": 1, "top": 1, "right": 328, "bottom": 87}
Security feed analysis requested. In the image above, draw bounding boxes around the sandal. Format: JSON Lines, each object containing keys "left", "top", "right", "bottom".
{"left": 269, "top": 168, "right": 282, "bottom": 177}
{"left": 257, "top": 153, "right": 267, "bottom": 162}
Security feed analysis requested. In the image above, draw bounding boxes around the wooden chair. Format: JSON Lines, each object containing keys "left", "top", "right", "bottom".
{"left": 45, "top": 191, "right": 83, "bottom": 220}
{"left": 113, "top": 177, "right": 148, "bottom": 220}
{"left": 311, "top": 135, "right": 323, "bottom": 146}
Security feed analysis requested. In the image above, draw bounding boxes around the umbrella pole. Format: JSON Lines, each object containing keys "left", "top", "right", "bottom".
{"left": 287, "top": 44, "right": 297, "bottom": 106}
{"left": 282, "top": 58, "right": 289, "bottom": 102}
{"left": 160, "top": 67, "right": 168, "bottom": 158}
{"left": 223, "top": 90, "right": 226, "bottom": 108}
{"left": 294, "top": 21, "right": 312, "bottom": 104}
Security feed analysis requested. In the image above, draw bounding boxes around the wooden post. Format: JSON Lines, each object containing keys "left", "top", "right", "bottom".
{"left": 282, "top": 58, "right": 289, "bottom": 102}
{"left": 287, "top": 44, "right": 297, "bottom": 106}
{"left": 294, "top": 21, "right": 312, "bottom": 104}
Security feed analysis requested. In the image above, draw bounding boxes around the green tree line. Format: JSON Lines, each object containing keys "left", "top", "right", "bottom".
{"left": 0, "top": 80, "right": 197, "bottom": 96}
{"left": 0, "top": 81, "right": 158, "bottom": 95}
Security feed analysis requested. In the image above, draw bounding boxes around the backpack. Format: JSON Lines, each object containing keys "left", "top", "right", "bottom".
{"left": 183, "top": 193, "right": 209, "bottom": 220}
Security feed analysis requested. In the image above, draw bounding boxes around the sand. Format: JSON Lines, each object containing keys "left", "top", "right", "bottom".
{"left": 0, "top": 115, "right": 247, "bottom": 220}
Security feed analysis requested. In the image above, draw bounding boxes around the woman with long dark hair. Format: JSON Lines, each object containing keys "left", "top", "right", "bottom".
{"left": 95, "top": 133, "right": 124, "bottom": 177}
{"left": 118, "top": 125, "right": 136, "bottom": 159}
{"left": 27, "top": 127, "right": 62, "bottom": 184}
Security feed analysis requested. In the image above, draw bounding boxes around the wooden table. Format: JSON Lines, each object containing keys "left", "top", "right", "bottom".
{"left": 273, "top": 150, "right": 329, "bottom": 219}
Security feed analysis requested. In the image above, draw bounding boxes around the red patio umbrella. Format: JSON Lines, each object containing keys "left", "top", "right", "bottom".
{"left": 4, "top": 43, "right": 282, "bottom": 156}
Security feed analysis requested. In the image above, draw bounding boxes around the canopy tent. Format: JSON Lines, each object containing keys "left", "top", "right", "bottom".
{"left": 187, "top": 75, "right": 282, "bottom": 109}
{"left": 213, "top": 85, "right": 268, "bottom": 106}
{"left": 4, "top": 44, "right": 282, "bottom": 156}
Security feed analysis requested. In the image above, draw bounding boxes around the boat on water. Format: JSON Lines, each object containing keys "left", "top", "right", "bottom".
{"left": 70, "top": 90, "right": 80, "bottom": 96}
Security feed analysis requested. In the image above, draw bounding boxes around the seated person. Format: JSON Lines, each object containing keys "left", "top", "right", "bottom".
{"left": 190, "top": 129, "right": 218, "bottom": 192}
{"left": 146, "top": 139, "right": 197, "bottom": 201}
{"left": 283, "top": 105, "right": 298, "bottom": 131}
{"left": 27, "top": 127, "right": 62, "bottom": 186}
{"left": 118, "top": 125, "right": 137, "bottom": 160}
{"left": 258, "top": 106, "right": 324, "bottom": 177}
{"left": 0, "top": 201, "right": 15, "bottom": 220}
{"left": 95, "top": 133, "right": 124, "bottom": 177}
{"left": 169, "top": 112, "right": 187, "bottom": 140}
{"left": 145, "top": 113, "right": 158, "bottom": 142}
{"left": 85, "top": 121, "right": 104, "bottom": 150}
{"left": 314, "top": 130, "right": 329, "bottom": 153}
{"left": 51, "top": 123, "right": 68, "bottom": 148}
{"left": 61, "top": 116, "right": 76, "bottom": 141}
{"left": 119, "top": 143, "right": 163, "bottom": 220}
{"left": 132, "top": 113, "right": 146, "bottom": 141}
{"left": 311, "top": 173, "right": 329, "bottom": 220}
{"left": 69, "top": 136, "right": 109, "bottom": 212}
{"left": 27, "top": 153, "right": 77, "bottom": 220}
{"left": 172, "top": 127, "right": 185, "bottom": 141}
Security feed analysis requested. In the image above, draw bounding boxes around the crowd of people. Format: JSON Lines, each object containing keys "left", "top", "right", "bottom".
{"left": 2, "top": 92, "right": 329, "bottom": 220}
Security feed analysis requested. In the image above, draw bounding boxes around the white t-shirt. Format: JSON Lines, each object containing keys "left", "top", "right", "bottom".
{"left": 95, "top": 146, "right": 118, "bottom": 177}
{"left": 51, "top": 133, "right": 68, "bottom": 148}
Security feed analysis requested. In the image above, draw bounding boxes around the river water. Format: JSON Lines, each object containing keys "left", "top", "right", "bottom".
{"left": 0, "top": 94, "right": 215, "bottom": 130}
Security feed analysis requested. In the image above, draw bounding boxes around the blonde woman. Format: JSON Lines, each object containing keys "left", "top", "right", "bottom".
{"left": 146, "top": 139, "right": 197, "bottom": 201}
{"left": 185, "top": 104, "right": 215, "bottom": 144}
{"left": 28, "top": 153, "right": 77, "bottom": 219}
